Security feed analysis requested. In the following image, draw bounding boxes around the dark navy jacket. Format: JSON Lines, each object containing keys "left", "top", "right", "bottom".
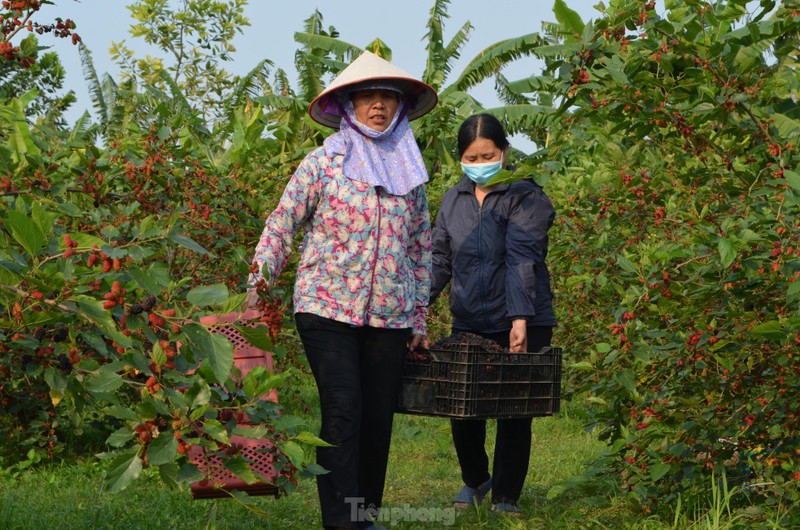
{"left": 429, "top": 175, "right": 557, "bottom": 333}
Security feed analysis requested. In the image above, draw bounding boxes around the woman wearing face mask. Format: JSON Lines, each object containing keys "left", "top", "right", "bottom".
{"left": 248, "top": 51, "right": 437, "bottom": 530}
{"left": 427, "top": 113, "right": 557, "bottom": 514}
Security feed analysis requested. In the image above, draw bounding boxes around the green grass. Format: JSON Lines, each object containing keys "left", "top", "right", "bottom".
{"left": 1, "top": 372, "right": 796, "bottom": 529}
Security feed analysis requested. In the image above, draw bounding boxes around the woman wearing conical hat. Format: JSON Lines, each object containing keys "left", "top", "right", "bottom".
{"left": 248, "top": 51, "right": 437, "bottom": 530}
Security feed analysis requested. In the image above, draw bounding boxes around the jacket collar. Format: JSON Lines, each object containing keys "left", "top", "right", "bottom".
{"left": 454, "top": 174, "right": 511, "bottom": 195}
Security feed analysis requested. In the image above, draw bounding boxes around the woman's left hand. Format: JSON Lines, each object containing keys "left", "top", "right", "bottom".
{"left": 408, "top": 333, "right": 427, "bottom": 353}
{"left": 510, "top": 319, "right": 527, "bottom": 352}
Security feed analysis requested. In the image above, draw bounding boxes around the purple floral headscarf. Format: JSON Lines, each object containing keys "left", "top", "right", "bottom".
{"left": 322, "top": 94, "right": 429, "bottom": 196}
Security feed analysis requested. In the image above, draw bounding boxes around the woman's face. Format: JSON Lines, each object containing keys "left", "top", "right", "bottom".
{"left": 351, "top": 89, "right": 400, "bottom": 131}
{"left": 461, "top": 137, "right": 504, "bottom": 165}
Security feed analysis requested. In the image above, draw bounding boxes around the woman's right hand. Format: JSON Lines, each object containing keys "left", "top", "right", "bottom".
{"left": 245, "top": 289, "right": 260, "bottom": 308}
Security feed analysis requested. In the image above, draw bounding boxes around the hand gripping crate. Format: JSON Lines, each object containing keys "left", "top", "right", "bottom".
{"left": 398, "top": 343, "right": 562, "bottom": 419}
{"left": 188, "top": 310, "right": 281, "bottom": 499}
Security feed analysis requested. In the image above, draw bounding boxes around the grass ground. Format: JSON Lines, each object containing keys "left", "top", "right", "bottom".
{"left": 0, "top": 414, "right": 609, "bottom": 529}
{"left": 1, "top": 369, "right": 796, "bottom": 529}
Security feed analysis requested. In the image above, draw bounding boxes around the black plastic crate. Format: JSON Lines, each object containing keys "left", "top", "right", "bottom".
{"left": 397, "top": 346, "right": 562, "bottom": 419}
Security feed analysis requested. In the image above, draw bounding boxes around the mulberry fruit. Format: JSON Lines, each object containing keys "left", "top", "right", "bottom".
{"left": 141, "top": 295, "right": 157, "bottom": 311}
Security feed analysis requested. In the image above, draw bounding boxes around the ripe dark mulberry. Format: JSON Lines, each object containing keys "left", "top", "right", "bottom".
{"left": 56, "top": 354, "right": 72, "bottom": 374}
{"left": 433, "top": 332, "right": 506, "bottom": 353}
{"left": 52, "top": 328, "right": 68, "bottom": 342}
{"left": 128, "top": 303, "right": 144, "bottom": 315}
{"left": 141, "top": 295, "right": 157, "bottom": 311}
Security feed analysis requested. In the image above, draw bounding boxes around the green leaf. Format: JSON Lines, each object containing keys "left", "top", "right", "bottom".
{"left": 225, "top": 458, "right": 259, "bottom": 484}
{"left": 650, "top": 462, "right": 671, "bottom": 481}
{"left": 713, "top": 355, "right": 735, "bottom": 372}
{"left": 278, "top": 440, "right": 306, "bottom": 468}
{"left": 68, "top": 232, "right": 108, "bottom": 250}
{"left": 73, "top": 295, "right": 133, "bottom": 348}
{"left": 750, "top": 320, "right": 787, "bottom": 341}
{"left": 0, "top": 260, "right": 22, "bottom": 287}
{"left": 616, "top": 254, "right": 637, "bottom": 274}
{"left": 546, "top": 483, "right": 568, "bottom": 500}
{"left": 242, "top": 365, "right": 268, "bottom": 399}
{"left": 275, "top": 415, "right": 307, "bottom": 432}
{"left": 772, "top": 114, "right": 800, "bottom": 138}
{"left": 220, "top": 292, "right": 249, "bottom": 314}
{"left": 232, "top": 425, "right": 270, "bottom": 439}
{"left": 596, "top": 343, "right": 612, "bottom": 353}
{"left": 104, "top": 405, "right": 140, "bottom": 421}
{"left": 570, "top": 361, "right": 594, "bottom": 371}
{"left": 783, "top": 169, "right": 800, "bottom": 191}
{"left": 103, "top": 449, "right": 143, "bottom": 493}
{"left": 532, "top": 43, "right": 580, "bottom": 58}
{"left": 150, "top": 341, "right": 167, "bottom": 367}
{"left": 186, "top": 379, "right": 212, "bottom": 411}
{"left": 553, "top": 0, "right": 585, "bottom": 38}
{"left": 235, "top": 324, "right": 272, "bottom": 352}
{"left": 158, "top": 463, "right": 181, "bottom": 490}
{"left": 669, "top": 443, "right": 690, "bottom": 457}
{"left": 187, "top": 283, "right": 229, "bottom": 307}
{"left": 183, "top": 322, "right": 234, "bottom": 384}
{"left": 201, "top": 419, "right": 230, "bottom": 446}
{"left": 4, "top": 210, "right": 46, "bottom": 257}
{"left": 44, "top": 367, "right": 67, "bottom": 395}
{"left": 169, "top": 233, "right": 215, "bottom": 257}
{"left": 293, "top": 431, "right": 332, "bottom": 447}
{"left": 8, "top": 94, "right": 40, "bottom": 158}
{"left": 30, "top": 202, "right": 55, "bottom": 240}
{"left": 86, "top": 365, "right": 124, "bottom": 393}
{"left": 129, "top": 267, "right": 169, "bottom": 296}
{"left": 787, "top": 281, "right": 800, "bottom": 301}
{"left": 709, "top": 339, "right": 731, "bottom": 352}
{"left": 177, "top": 462, "right": 205, "bottom": 483}
{"left": 146, "top": 433, "right": 178, "bottom": 465}
{"left": 615, "top": 369, "right": 638, "bottom": 397}
{"left": 106, "top": 427, "right": 133, "bottom": 448}
{"left": 718, "top": 237, "right": 737, "bottom": 268}
{"left": 304, "top": 462, "right": 330, "bottom": 475}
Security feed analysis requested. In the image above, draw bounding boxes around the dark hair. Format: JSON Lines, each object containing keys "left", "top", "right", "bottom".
{"left": 457, "top": 113, "right": 510, "bottom": 157}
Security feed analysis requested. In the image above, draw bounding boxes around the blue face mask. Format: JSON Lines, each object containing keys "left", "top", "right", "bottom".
{"left": 461, "top": 160, "right": 503, "bottom": 185}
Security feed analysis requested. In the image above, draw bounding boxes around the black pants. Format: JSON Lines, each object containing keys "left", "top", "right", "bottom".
{"left": 295, "top": 313, "right": 411, "bottom": 530}
{"left": 450, "top": 325, "right": 554, "bottom": 504}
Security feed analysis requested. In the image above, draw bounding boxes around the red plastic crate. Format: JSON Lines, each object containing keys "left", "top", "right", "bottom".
{"left": 189, "top": 310, "right": 281, "bottom": 499}
{"left": 198, "top": 309, "right": 278, "bottom": 403}
{"left": 188, "top": 436, "right": 280, "bottom": 499}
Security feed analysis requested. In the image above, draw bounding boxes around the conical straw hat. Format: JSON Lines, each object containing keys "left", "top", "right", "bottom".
{"left": 308, "top": 51, "right": 438, "bottom": 129}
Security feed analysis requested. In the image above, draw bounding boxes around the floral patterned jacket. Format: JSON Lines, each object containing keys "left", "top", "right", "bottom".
{"left": 249, "top": 146, "right": 432, "bottom": 334}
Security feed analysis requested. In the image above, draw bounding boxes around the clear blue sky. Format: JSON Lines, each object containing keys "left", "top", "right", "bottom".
{"left": 38, "top": 0, "right": 602, "bottom": 143}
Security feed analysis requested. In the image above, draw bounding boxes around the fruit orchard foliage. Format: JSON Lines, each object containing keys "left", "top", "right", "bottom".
{"left": 2, "top": 0, "right": 798, "bottom": 513}
{"left": 0, "top": 0, "right": 80, "bottom": 67}
{"left": 539, "top": 0, "right": 800, "bottom": 508}
{"left": 0, "top": 2, "right": 78, "bottom": 123}
{"left": 0, "top": 82, "right": 326, "bottom": 492}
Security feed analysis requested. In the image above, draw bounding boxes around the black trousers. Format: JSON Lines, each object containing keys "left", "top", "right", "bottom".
{"left": 295, "top": 312, "right": 411, "bottom": 530}
{"left": 450, "top": 325, "right": 554, "bottom": 504}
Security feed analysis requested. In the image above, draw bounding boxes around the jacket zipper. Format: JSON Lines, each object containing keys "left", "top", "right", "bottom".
{"left": 476, "top": 197, "right": 492, "bottom": 329}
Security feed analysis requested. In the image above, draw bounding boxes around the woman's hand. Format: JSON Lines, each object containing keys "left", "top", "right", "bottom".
{"left": 509, "top": 319, "right": 527, "bottom": 352}
{"left": 408, "top": 333, "right": 428, "bottom": 352}
{"left": 407, "top": 333, "right": 430, "bottom": 361}
{"left": 245, "top": 288, "right": 260, "bottom": 308}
